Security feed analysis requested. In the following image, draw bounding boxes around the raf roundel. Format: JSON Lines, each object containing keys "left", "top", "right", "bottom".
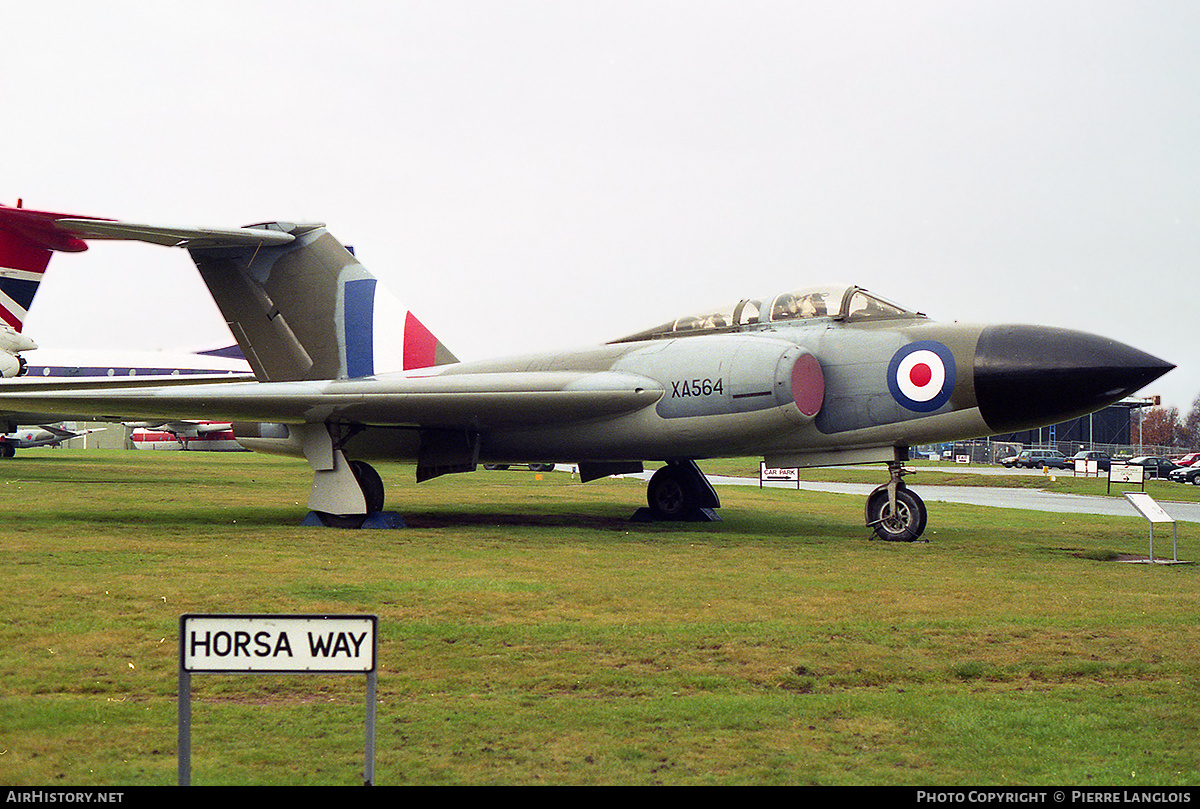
{"left": 887, "top": 340, "right": 956, "bottom": 413}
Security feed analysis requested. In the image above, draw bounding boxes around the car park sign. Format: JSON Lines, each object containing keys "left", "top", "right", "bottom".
{"left": 1109, "top": 463, "right": 1144, "bottom": 484}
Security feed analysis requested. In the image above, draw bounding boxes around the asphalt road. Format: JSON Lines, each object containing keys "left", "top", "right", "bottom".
{"left": 706, "top": 467, "right": 1200, "bottom": 524}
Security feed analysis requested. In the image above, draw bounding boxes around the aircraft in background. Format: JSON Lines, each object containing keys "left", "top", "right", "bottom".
{"left": 0, "top": 341, "right": 248, "bottom": 456}
{"left": 0, "top": 201, "right": 252, "bottom": 382}
{"left": 0, "top": 323, "right": 38, "bottom": 378}
{"left": 127, "top": 420, "right": 243, "bottom": 451}
{"left": 0, "top": 201, "right": 49, "bottom": 376}
{"left": 0, "top": 422, "right": 105, "bottom": 457}
{"left": 19, "top": 344, "right": 250, "bottom": 380}
{"left": 0, "top": 202, "right": 252, "bottom": 445}
{"left": 0, "top": 204, "right": 1172, "bottom": 540}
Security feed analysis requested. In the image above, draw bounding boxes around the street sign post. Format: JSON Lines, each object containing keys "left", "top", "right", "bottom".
{"left": 178, "top": 614, "right": 378, "bottom": 785}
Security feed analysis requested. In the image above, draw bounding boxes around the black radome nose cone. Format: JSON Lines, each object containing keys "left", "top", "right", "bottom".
{"left": 975, "top": 325, "right": 1174, "bottom": 434}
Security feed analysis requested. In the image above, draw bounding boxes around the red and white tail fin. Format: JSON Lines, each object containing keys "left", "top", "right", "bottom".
{"left": 0, "top": 201, "right": 100, "bottom": 332}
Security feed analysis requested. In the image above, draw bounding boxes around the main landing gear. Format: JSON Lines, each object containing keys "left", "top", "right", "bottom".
{"left": 865, "top": 461, "right": 927, "bottom": 542}
{"left": 638, "top": 460, "right": 722, "bottom": 522}
{"left": 303, "top": 457, "right": 404, "bottom": 529}
{"left": 298, "top": 421, "right": 406, "bottom": 528}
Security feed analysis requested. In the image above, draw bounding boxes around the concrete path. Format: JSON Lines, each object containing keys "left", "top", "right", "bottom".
{"left": 702, "top": 473, "right": 1200, "bottom": 524}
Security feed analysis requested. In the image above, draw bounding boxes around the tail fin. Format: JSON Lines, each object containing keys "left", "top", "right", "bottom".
{"left": 6, "top": 211, "right": 458, "bottom": 382}
{"left": 0, "top": 201, "right": 94, "bottom": 332}
{"left": 187, "top": 223, "right": 458, "bottom": 381}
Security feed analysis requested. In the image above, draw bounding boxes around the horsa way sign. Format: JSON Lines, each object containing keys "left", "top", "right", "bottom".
{"left": 181, "top": 614, "right": 377, "bottom": 673}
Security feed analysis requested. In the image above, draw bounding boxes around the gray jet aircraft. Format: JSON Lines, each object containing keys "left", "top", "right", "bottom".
{"left": 0, "top": 205, "right": 1173, "bottom": 540}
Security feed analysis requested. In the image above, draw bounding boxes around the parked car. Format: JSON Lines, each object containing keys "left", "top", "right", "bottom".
{"left": 1001, "top": 449, "right": 1069, "bottom": 469}
{"left": 1125, "top": 456, "right": 1181, "bottom": 479}
{"left": 1070, "top": 450, "right": 1112, "bottom": 471}
{"left": 1171, "top": 452, "right": 1200, "bottom": 468}
{"left": 1169, "top": 464, "right": 1200, "bottom": 485}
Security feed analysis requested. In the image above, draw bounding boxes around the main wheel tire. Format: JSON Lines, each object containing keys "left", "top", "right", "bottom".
{"left": 647, "top": 465, "right": 697, "bottom": 520}
{"left": 349, "top": 460, "right": 385, "bottom": 514}
{"left": 865, "top": 486, "right": 927, "bottom": 542}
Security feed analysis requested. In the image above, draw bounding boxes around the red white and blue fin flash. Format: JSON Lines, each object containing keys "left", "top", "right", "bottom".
{"left": 341, "top": 273, "right": 457, "bottom": 377}
{"left": 888, "top": 340, "right": 956, "bottom": 413}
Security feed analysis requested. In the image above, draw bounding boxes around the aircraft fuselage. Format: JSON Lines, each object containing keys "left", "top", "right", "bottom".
{"left": 237, "top": 315, "right": 1167, "bottom": 477}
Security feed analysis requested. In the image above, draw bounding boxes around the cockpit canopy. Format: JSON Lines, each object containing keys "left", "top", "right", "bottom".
{"left": 611, "top": 285, "right": 924, "bottom": 343}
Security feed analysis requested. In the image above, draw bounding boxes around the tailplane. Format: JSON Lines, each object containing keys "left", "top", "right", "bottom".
{"left": 7, "top": 202, "right": 462, "bottom": 518}
{"left": 0, "top": 207, "right": 458, "bottom": 382}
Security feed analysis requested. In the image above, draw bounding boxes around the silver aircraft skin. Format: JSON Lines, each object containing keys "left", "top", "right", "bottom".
{"left": 0, "top": 205, "right": 1173, "bottom": 539}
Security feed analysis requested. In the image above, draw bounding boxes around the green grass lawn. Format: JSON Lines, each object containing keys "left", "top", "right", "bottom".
{"left": 0, "top": 451, "right": 1196, "bottom": 785}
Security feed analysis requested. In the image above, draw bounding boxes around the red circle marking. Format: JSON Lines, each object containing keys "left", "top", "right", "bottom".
{"left": 909, "top": 363, "right": 932, "bottom": 388}
{"left": 790, "top": 352, "right": 824, "bottom": 417}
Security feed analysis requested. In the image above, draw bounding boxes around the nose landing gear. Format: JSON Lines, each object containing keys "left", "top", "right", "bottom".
{"left": 865, "top": 461, "right": 927, "bottom": 542}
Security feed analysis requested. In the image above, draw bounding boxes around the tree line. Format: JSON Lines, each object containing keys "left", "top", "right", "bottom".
{"left": 1131, "top": 394, "right": 1200, "bottom": 449}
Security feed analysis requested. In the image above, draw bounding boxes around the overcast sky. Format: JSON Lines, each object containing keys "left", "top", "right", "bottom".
{"left": 3, "top": 1, "right": 1196, "bottom": 411}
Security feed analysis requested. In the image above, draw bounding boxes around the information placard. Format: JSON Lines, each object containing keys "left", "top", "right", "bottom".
{"left": 1123, "top": 492, "right": 1174, "bottom": 523}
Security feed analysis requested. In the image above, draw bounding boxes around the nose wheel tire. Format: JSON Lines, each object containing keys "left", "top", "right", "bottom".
{"left": 865, "top": 485, "right": 927, "bottom": 542}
